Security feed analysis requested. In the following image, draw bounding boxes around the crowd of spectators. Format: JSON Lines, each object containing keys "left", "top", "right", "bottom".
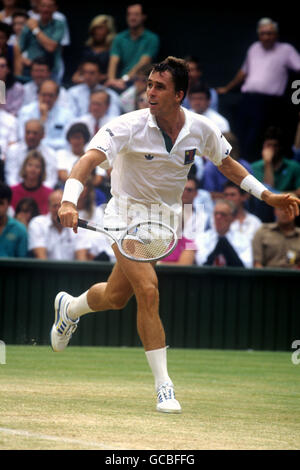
{"left": 0, "top": 1, "right": 300, "bottom": 269}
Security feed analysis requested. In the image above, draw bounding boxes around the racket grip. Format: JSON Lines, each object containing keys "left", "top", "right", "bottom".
{"left": 77, "top": 218, "right": 88, "bottom": 229}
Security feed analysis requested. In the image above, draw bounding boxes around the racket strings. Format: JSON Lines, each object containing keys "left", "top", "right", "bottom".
{"left": 121, "top": 223, "right": 176, "bottom": 260}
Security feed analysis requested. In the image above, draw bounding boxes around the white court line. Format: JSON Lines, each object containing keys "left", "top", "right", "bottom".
{"left": 0, "top": 427, "right": 120, "bottom": 450}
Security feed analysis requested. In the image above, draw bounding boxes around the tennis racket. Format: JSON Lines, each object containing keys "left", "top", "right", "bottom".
{"left": 77, "top": 218, "right": 178, "bottom": 262}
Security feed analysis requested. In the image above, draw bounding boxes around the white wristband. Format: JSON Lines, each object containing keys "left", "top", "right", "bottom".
{"left": 240, "top": 174, "right": 268, "bottom": 200}
{"left": 61, "top": 178, "right": 84, "bottom": 206}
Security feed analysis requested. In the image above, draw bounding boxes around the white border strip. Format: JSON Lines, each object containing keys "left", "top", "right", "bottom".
{"left": 0, "top": 427, "right": 120, "bottom": 450}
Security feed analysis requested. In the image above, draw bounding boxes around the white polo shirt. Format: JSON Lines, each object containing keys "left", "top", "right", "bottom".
{"left": 87, "top": 107, "right": 231, "bottom": 226}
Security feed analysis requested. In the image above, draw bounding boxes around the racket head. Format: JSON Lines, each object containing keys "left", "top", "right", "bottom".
{"left": 118, "top": 220, "right": 178, "bottom": 262}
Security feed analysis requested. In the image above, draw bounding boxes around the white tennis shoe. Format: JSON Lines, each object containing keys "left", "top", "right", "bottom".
{"left": 156, "top": 382, "right": 182, "bottom": 413}
{"left": 50, "top": 292, "right": 79, "bottom": 352}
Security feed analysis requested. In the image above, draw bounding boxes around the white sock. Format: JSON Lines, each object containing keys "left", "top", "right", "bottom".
{"left": 145, "top": 346, "right": 173, "bottom": 391}
{"left": 67, "top": 291, "right": 94, "bottom": 320}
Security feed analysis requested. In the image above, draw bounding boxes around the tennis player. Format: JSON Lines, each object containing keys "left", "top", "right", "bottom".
{"left": 51, "top": 56, "right": 300, "bottom": 413}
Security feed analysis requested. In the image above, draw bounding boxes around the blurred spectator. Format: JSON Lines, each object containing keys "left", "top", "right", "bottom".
{"left": 0, "top": 54, "right": 24, "bottom": 115}
{"left": 0, "top": 0, "right": 17, "bottom": 25}
{"left": 77, "top": 178, "right": 115, "bottom": 262}
{"left": 7, "top": 9, "right": 28, "bottom": 46}
{"left": 183, "top": 55, "right": 218, "bottom": 112}
{"left": 202, "top": 132, "right": 252, "bottom": 199}
{"left": 252, "top": 206, "right": 300, "bottom": 268}
{"left": 251, "top": 127, "right": 300, "bottom": 197}
{"left": 10, "top": 149, "right": 53, "bottom": 214}
{"left": 217, "top": 17, "right": 300, "bottom": 161}
{"left": 223, "top": 181, "right": 262, "bottom": 239}
{"left": 72, "top": 14, "right": 116, "bottom": 85}
{"left": 68, "top": 57, "right": 121, "bottom": 119}
{"left": 19, "top": 0, "right": 65, "bottom": 82}
{"left": 0, "top": 107, "right": 18, "bottom": 158}
{"left": 14, "top": 196, "right": 39, "bottom": 227}
{"left": 70, "top": 89, "right": 112, "bottom": 138}
{"left": 28, "top": 188, "right": 90, "bottom": 260}
{"left": 120, "top": 63, "right": 151, "bottom": 112}
{"left": 194, "top": 199, "right": 253, "bottom": 267}
{"left": 18, "top": 79, "right": 73, "bottom": 150}
{"left": 5, "top": 119, "right": 58, "bottom": 188}
{"left": 188, "top": 83, "right": 230, "bottom": 133}
{"left": 22, "top": 56, "right": 71, "bottom": 108}
{"left": 0, "top": 20, "right": 22, "bottom": 75}
{"left": 0, "top": 181, "right": 28, "bottom": 257}
{"left": 136, "top": 90, "right": 148, "bottom": 110}
{"left": 106, "top": 3, "right": 159, "bottom": 92}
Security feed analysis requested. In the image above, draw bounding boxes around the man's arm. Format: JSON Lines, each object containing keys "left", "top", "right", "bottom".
{"left": 32, "top": 247, "right": 48, "bottom": 259}
{"left": 216, "top": 69, "right": 246, "bottom": 94}
{"left": 218, "top": 156, "right": 300, "bottom": 217}
{"left": 58, "top": 149, "right": 107, "bottom": 231}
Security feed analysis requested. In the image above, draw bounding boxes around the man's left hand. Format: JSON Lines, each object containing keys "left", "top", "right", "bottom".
{"left": 262, "top": 191, "right": 300, "bottom": 217}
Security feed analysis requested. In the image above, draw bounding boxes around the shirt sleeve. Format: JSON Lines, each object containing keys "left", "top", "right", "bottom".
{"left": 202, "top": 124, "right": 232, "bottom": 166}
{"left": 28, "top": 218, "right": 46, "bottom": 250}
{"left": 142, "top": 33, "right": 160, "bottom": 59}
{"left": 286, "top": 45, "right": 300, "bottom": 72}
{"left": 86, "top": 115, "right": 131, "bottom": 168}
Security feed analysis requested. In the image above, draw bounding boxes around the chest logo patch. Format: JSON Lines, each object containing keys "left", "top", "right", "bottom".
{"left": 184, "top": 149, "right": 196, "bottom": 165}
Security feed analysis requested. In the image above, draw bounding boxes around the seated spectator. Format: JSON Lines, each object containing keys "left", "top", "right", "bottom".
{"left": 70, "top": 89, "right": 112, "bottom": 138}
{"left": 194, "top": 199, "right": 253, "bottom": 267}
{"left": 71, "top": 14, "right": 116, "bottom": 85}
{"left": 136, "top": 90, "right": 148, "bottom": 110}
{"left": 0, "top": 181, "right": 28, "bottom": 257}
{"left": 0, "top": 20, "right": 22, "bottom": 76}
{"left": 68, "top": 57, "right": 121, "bottom": 119}
{"left": 120, "top": 63, "right": 152, "bottom": 113}
{"left": 10, "top": 150, "right": 53, "bottom": 215}
{"left": 159, "top": 177, "right": 205, "bottom": 265}
{"left": 183, "top": 55, "right": 218, "bottom": 112}
{"left": 5, "top": 119, "right": 58, "bottom": 188}
{"left": 251, "top": 126, "right": 300, "bottom": 197}
{"left": 202, "top": 132, "right": 252, "bottom": 199}
{"left": 0, "top": 106, "right": 18, "bottom": 158}
{"left": 22, "top": 56, "right": 72, "bottom": 108}
{"left": 77, "top": 178, "right": 115, "bottom": 262}
{"left": 18, "top": 0, "right": 65, "bottom": 82}
{"left": 0, "top": 54, "right": 24, "bottom": 115}
{"left": 18, "top": 79, "right": 73, "bottom": 150}
{"left": 0, "top": 0, "right": 17, "bottom": 25}
{"left": 14, "top": 196, "right": 39, "bottom": 227}
{"left": 7, "top": 8, "right": 28, "bottom": 47}
{"left": 106, "top": 3, "right": 159, "bottom": 92}
{"left": 188, "top": 83, "right": 230, "bottom": 133}
{"left": 28, "top": 188, "right": 90, "bottom": 260}
{"left": 252, "top": 206, "right": 300, "bottom": 268}
{"left": 223, "top": 181, "right": 262, "bottom": 239}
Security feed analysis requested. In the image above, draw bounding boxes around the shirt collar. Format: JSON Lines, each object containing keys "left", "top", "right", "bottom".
{"left": 147, "top": 106, "right": 191, "bottom": 131}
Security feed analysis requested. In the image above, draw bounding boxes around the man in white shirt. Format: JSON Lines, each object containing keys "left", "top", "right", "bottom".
{"left": 5, "top": 119, "right": 58, "bottom": 188}
{"left": 0, "top": 109, "right": 18, "bottom": 159}
{"left": 67, "top": 58, "right": 121, "bottom": 119}
{"left": 188, "top": 83, "right": 230, "bottom": 133}
{"left": 52, "top": 57, "right": 300, "bottom": 414}
{"left": 195, "top": 199, "right": 253, "bottom": 268}
{"left": 18, "top": 80, "right": 73, "bottom": 150}
{"left": 28, "top": 189, "right": 91, "bottom": 260}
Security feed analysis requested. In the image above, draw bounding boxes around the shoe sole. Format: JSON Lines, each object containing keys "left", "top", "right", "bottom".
{"left": 157, "top": 406, "right": 182, "bottom": 414}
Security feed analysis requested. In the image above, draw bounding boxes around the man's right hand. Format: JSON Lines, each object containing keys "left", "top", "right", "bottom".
{"left": 58, "top": 202, "right": 79, "bottom": 233}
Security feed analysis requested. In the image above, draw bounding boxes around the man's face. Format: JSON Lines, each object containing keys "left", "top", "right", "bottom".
{"left": 258, "top": 24, "right": 277, "bottom": 49}
{"left": 49, "top": 191, "right": 63, "bottom": 221}
{"left": 262, "top": 139, "right": 281, "bottom": 158}
{"left": 126, "top": 4, "right": 145, "bottom": 29}
{"left": 147, "top": 71, "right": 183, "bottom": 118}
{"left": 213, "top": 202, "right": 234, "bottom": 235}
{"left": 0, "top": 198, "right": 9, "bottom": 219}
{"left": 182, "top": 180, "right": 197, "bottom": 205}
{"left": 39, "top": 0, "right": 56, "bottom": 23}
{"left": 39, "top": 81, "right": 58, "bottom": 109}
{"left": 31, "top": 63, "right": 50, "bottom": 86}
{"left": 89, "top": 92, "right": 109, "bottom": 119}
{"left": 275, "top": 207, "right": 295, "bottom": 225}
{"left": 82, "top": 63, "right": 100, "bottom": 88}
{"left": 12, "top": 15, "right": 27, "bottom": 36}
{"left": 189, "top": 92, "right": 209, "bottom": 114}
{"left": 223, "top": 186, "right": 244, "bottom": 209}
{"left": 25, "top": 122, "right": 43, "bottom": 149}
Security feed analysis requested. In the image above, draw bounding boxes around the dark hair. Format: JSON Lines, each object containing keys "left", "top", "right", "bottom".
{"left": 80, "top": 56, "right": 102, "bottom": 71}
{"left": 264, "top": 126, "right": 284, "bottom": 143}
{"left": 223, "top": 180, "right": 245, "bottom": 195}
{"left": 15, "top": 197, "right": 40, "bottom": 218}
{"left": 66, "top": 122, "right": 90, "bottom": 143}
{"left": 12, "top": 9, "right": 29, "bottom": 20}
{"left": 0, "top": 21, "right": 12, "bottom": 39}
{"left": 186, "top": 175, "right": 199, "bottom": 189}
{"left": 20, "top": 150, "right": 46, "bottom": 185}
{"left": 0, "top": 181, "right": 12, "bottom": 202}
{"left": 188, "top": 83, "right": 211, "bottom": 100}
{"left": 31, "top": 56, "right": 51, "bottom": 69}
{"left": 151, "top": 56, "right": 189, "bottom": 102}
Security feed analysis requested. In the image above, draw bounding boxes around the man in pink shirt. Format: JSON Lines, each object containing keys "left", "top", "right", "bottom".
{"left": 217, "top": 18, "right": 300, "bottom": 162}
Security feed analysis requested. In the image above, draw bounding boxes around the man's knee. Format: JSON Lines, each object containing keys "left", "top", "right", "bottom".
{"left": 135, "top": 282, "right": 159, "bottom": 309}
{"left": 107, "top": 290, "right": 131, "bottom": 310}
